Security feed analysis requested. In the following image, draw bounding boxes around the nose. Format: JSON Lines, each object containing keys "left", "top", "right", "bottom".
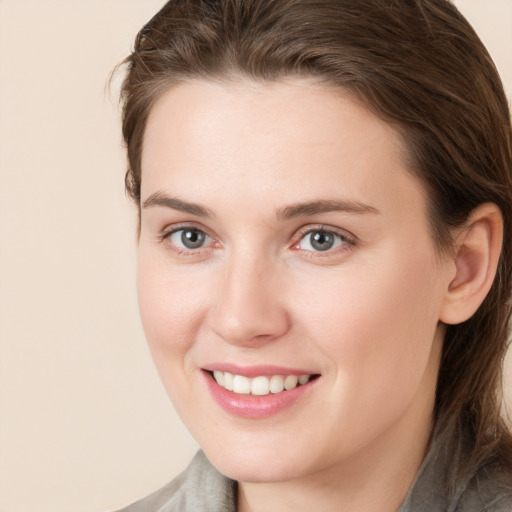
{"left": 208, "top": 253, "right": 290, "bottom": 347}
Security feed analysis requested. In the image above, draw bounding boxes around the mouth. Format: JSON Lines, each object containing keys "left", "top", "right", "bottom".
{"left": 201, "top": 364, "right": 321, "bottom": 418}
{"left": 209, "top": 370, "right": 318, "bottom": 396}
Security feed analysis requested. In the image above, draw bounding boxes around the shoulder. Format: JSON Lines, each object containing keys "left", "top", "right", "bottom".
{"left": 115, "top": 451, "right": 237, "bottom": 512}
{"left": 399, "top": 425, "right": 512, "bottom": 512}
{"left": 457, "top": 464, "right": 512, "bottom": 512}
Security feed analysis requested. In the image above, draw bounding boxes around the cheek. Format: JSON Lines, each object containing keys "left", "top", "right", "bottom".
{"left": 293, "top": 248, "right": 444, "bottom": 397}
{"left": 136, "top": 253, "right": 207, "bottom": 356}
{"left": 136, "top": 253, "right": 214, "bottom": 419}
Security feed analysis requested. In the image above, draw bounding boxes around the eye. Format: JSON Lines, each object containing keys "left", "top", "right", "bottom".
{"left": 167, "top": 228, "right": 213, "bottom": 250}
{"left": 298, "top": 229, "right": 348, "bottom": 252}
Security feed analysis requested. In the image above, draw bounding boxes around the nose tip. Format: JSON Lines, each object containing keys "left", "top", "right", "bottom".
{"left": 212, "top": 316, "right": 277, "bottom": 346}
{"left": 208, "top": 262, "right": 289, "bottom": 347}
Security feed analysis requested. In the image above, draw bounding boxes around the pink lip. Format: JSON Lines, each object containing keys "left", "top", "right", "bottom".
{"left": 202, "top": 369, "right": 319, "bottom": 419}
{"left": 204, "top": 362, "right": 314, "bottom": 378}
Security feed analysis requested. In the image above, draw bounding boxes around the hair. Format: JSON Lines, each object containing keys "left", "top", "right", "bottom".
{"left": 119, "top": 0, "right": 512, "bottom": 490}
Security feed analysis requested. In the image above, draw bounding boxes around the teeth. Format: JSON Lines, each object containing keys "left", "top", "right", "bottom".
{"left": 284, "top": 375, "right": 298, "bottom": 390}
{"left": 212, "top": 371, "right": 312, "bottom": 395}
{"left": 298, "top": 374, "right": 310, "bottom": 385}
{"left": 269, "top": 375, "right": 284, "bottom": 393}
{"left": 213, "top": 370, "right": 224, "bottom": 387}
{"left": 251, "top": 376, "right": 270, "bottom": 396}
{"left": 224, "top": 372, "right": 234, "bottom": 391}
{"left": 232, "top": 375, "right": 251, "bottom": 394}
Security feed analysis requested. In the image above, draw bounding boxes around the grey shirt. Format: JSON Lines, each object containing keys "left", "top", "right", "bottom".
{"left": 117, "top": 434, "right": 512, "bottom": 512}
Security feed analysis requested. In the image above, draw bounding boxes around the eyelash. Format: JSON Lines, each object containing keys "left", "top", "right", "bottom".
{"left": 291, "top": 225, "right": 356, "bottom": 257}
{"left": 160, "top": 224, "right": 218, "bottom": 255}
{"left": 160, "top": 224, "right": 356, "bottom": 257}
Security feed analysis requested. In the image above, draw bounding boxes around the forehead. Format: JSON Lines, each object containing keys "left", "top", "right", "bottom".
{"left": 141, "top": 78, "right": 427, "bottom": 222}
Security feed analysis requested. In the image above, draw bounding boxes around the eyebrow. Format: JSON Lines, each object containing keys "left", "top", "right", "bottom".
{"left": 142, "top": 191, "right": 214, "bottom": 218}
{"left": 276, "top": 199, "right": 380, "bottom": 220}
{"left": 141, "top": 192, "right": 380, "bottom": 220}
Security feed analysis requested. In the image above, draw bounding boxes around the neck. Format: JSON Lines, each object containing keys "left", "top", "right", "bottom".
{"left": 238, "top": 412, "right": 434, "bottom": 512}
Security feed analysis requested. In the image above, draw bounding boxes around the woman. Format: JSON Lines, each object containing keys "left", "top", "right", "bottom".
{"left": 116, "top": 0, "right": 512, "bottom": 510}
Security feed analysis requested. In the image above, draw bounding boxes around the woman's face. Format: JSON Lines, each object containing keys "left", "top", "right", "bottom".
{"left": 138, "top": 79, "right": 453, "bottom": 483}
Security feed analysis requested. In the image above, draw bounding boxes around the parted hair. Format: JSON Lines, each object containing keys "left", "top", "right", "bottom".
{"left": 119, "top": 0, "right": 512, "bottom": 488}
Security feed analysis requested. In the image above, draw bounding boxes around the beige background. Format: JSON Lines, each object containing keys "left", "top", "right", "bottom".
{"left": 0, "top": 1, "right": 510, "bottom": 511}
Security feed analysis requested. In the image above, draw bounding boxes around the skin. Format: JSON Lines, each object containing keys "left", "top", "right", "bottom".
{"left": 137, "top": 78, "right": 458, "bottom": 512}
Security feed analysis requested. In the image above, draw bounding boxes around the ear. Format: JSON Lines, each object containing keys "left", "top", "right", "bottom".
{"left": 440, "top": 203, "right": 503, "bottom": 325}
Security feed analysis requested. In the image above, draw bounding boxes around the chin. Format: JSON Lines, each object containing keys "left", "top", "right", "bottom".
{"left": 211, "top": 457, "right": 307, "bottom": 484}
{"left": 201, "top": 440, "right": 316, "bottom": 483}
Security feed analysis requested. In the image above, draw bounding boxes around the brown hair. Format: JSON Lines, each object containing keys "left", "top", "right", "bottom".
{"left": 119, "top": 0, "right": 512, "bottom": 488}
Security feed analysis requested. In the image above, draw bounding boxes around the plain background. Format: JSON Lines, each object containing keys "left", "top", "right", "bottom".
{"left": 0, "top": 1, "right": 510, "bottom": 511}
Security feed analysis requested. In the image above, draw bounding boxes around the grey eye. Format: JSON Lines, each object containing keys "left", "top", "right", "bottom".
{"left": 299, "top": 230, "right": 345, "bottom": 252}
{"left": 169, "top": 228, "right": 211, "bottom": 249}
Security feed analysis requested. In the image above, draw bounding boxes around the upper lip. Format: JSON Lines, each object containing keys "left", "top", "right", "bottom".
{"left": 202, "top": 363, "right": 318, "bottom": 378}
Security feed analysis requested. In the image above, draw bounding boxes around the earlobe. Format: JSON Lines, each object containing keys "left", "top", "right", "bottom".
{"left": 440, "top": 203, "right": 503, "bottom": 325}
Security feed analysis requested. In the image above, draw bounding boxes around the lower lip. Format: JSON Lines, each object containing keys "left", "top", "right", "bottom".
{"left": 203, "top": 371, "right": 318, "bottom": 419}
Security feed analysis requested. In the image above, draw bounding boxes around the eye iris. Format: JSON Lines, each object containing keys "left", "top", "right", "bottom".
{"left": 181, "top": 229, "right": 205, "bottom": 249}
{"left": 311, "top": 231, "right": 335, "bottom": 251}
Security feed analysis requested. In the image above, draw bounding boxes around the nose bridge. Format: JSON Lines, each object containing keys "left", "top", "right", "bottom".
{"left": 209, "top": 248, "right": 289, "bottom": 346}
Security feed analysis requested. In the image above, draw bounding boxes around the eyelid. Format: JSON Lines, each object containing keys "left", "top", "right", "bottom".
{"left": 158, "top": 222, "right": 356, "bottom": 257}
{"left": 291, "top": 224, "right": 357, "bottom": 253}
{"left": 160, "top": 222, "right": 220, "bottom": 253}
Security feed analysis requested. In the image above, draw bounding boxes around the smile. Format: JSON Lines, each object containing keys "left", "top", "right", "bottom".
{"left": 212, "top": 370, "right": 312, "bottom": 395}
{"left": 203, "top": 365, "right": 321, "bottom": 418}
